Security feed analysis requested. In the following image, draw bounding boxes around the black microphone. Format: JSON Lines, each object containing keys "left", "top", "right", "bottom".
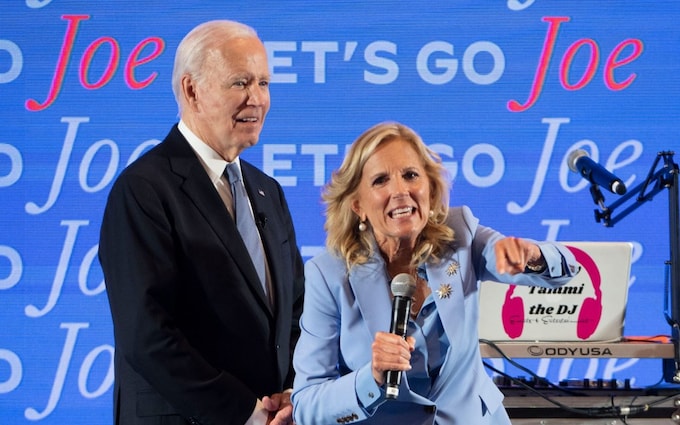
{"left": 385, "top": 273, "right": 416, "bottom": 400}
{"left": 567, "top": 149, "right": 627, "bottom": 195}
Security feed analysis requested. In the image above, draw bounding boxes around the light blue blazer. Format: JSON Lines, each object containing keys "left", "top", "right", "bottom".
{"left": 292, "top": 206, "right": 578, "bottom": 425}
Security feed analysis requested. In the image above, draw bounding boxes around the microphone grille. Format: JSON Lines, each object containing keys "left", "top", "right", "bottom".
{"left": 567, "top": 149, "right": 588, "bottom": 172}
{"left": 390, "top": 273, "right": 416, "bottom": 297}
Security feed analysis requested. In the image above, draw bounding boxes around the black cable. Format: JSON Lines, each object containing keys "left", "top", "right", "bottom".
{"left": 480, "top": 339, "right": 584, "bottom": 396}
{"left": 483, "top": 360, "right": 661, "bottom": 418}
{"left": 609, "top": 395, "right": 629, "bottom": 424}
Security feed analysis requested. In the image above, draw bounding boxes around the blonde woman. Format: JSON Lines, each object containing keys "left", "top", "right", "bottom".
{"left": 291, "top": 122, "right": 578, "bottom": 424}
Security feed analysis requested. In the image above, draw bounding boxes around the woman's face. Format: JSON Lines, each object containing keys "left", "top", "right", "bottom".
{"left": 352, "top": 138, "right": 431, "bottom": 252}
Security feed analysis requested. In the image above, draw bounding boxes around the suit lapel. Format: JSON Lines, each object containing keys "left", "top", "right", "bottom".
{"left": 346, "top": 244, "right": 467, "bottom": 342}
{"left": 349, "top": 257, "right": 393, "bottom": 335}
{"left": 165, "top": 129, "right": 272, "bottom": 313}
{"left": 426, "top": 250, "right": 465, "bottom": 344}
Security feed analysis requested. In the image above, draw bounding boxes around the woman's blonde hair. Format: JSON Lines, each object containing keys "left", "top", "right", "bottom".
{"left": 323, "top": 122, "right": 454, "bottom": 269}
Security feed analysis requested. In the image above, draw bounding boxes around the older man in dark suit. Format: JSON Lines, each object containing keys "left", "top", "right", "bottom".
{"left": 98, "top": 20, "right": 304, "bottom": 425}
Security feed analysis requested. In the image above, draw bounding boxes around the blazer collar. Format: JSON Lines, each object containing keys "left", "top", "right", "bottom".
{"left": 424, "top": 249, "right": 464, "bottom": 343}
{"left": 349, "top": 245, "right": 465, "bottom": 342}
{"left": 349, "top": 254, "right": 393, "bottom": 335}
{"left": 164, "top": 126, "right": 273, "bottom": 314}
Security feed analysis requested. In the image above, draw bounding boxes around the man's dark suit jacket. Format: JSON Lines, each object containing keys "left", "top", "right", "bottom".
{"left": 99, "top": 124, "right": 305, "bottom": 425}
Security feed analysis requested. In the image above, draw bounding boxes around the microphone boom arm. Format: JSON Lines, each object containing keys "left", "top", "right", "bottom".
{"left": 592, "top": 151, "right": 676, "bottom": 228}
{"left": 587, "top": 151, "right": 680, "bottom": 383}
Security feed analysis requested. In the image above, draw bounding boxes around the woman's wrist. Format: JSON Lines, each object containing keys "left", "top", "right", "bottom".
{"left": 525, "top": 255, "right": 547, "bottom": 273}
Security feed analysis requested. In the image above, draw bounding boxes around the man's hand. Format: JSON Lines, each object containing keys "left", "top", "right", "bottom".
{"left": 263, "top": 390, "right": 293, "bottom": 425}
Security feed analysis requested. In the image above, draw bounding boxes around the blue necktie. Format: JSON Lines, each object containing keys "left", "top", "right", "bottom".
{"left": 225, "top": 162, "right": 267, "bottom": 296}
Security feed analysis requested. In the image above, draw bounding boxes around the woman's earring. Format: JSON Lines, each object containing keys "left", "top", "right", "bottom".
{"left": 429, "top": 210, "right": 434, "bottom": 218}
{"left": 358, "top": 221, "right": 367, "bottom": 232}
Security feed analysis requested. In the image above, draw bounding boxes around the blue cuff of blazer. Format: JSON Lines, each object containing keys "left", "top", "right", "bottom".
{"left": 355, "top": 364, "right": 386, "bottom": 412}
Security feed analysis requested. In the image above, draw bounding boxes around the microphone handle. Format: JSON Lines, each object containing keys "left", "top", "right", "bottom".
{"left": 577, "top": 156, "right": 627, "bottom": 195}
{"left": 385, "top": 296, "right": 412, "bottom": 399}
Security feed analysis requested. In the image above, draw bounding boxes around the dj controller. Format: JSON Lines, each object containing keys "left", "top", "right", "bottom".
{"left": 496, "top": 376, "right": 680, "bottom": 424}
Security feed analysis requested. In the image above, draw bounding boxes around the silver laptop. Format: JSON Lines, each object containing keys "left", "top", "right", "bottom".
{"left": 478, "top": 241, "right": 633, "bottom": 342}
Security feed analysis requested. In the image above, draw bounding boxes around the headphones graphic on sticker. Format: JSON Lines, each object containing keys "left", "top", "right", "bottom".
{"left": 501, "top": 245, "right": 601, "bottom": 340}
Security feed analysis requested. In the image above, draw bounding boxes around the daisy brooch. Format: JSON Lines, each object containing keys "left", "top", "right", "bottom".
{"left": 437, "top": 283, "right": 452, "bottom": 299}
{"left": 446, "top": 261, "right": 459, "bottom": 276}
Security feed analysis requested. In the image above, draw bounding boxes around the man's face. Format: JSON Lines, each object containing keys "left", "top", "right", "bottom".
{"left": 184, "top": 36, "right": 271, "bottom": 160}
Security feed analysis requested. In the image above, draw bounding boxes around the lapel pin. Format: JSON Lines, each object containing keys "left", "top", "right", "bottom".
{"left": 446, "top": 261, "right": 459, "bottom": 276}
{"left": 258, "top": 189, "right": 265, "bottom": 197}
{"left": 437, "top": 283, "right": 452, "bottom": 299}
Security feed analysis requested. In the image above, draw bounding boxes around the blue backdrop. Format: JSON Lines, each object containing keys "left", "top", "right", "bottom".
{"left": 1, "top": 1, "right": 679, "bottom": 423}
